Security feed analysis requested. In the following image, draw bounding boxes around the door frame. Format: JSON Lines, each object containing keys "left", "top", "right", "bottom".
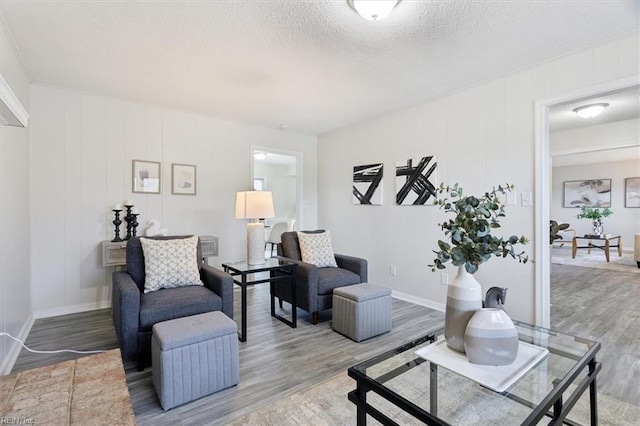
{"left": 533, "top": 75, "right": 639, "bottom": 327}
{"left": 251, "top": 145, "right": 304, "bottom": 229}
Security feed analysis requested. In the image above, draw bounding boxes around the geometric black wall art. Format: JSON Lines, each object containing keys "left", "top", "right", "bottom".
{"left": 353, "top": 163, "right": 383, "bottom": 205}
{"left": 395, "top": 156, "right": 438, "bottom": 205}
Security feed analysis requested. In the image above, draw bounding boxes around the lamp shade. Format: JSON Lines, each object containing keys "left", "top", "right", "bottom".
{"left": 235, "top": 191, "right": 275, "bottom": 219}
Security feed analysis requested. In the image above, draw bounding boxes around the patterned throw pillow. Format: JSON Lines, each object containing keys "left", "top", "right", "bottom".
{"left": 297, "top": 231, "right": 338, "bottom": 268}
{"left": 140, "top": 236, "right": 203, "bottom": 293}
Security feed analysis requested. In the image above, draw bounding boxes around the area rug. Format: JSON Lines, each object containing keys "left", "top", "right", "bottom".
{"left": 0, "top": 349, "right": 135, "bottom": 425}
{"left": 551, "top": 246, "right": 639, "bottom": 274}
{"left": 227, "top": 370, "right": 639, "bottom": 425}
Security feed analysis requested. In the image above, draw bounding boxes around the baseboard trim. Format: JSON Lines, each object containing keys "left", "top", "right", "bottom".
{"left": 392, "top": 290, "right": 444, "bottom": 312}
{"left": 1, "top": 313, "right": 35, "bottom": 375}
{"left": 34, "top": 301, "right": 111, "bottom": 320}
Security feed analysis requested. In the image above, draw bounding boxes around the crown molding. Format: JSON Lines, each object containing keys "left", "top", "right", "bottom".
{"left": 0, "top": 74, "right": 29, "bottom": 127}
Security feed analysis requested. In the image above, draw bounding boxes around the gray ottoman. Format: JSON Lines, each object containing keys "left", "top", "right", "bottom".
{"left": 152, "top": 311, "right": 239, "bottom": 410}
{"left": 332, "top": 283, "right": 392, "bottom": 342}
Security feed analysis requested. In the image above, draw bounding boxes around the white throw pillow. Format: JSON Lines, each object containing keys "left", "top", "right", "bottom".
{"left": 140, "top": 236, "right": 203, "bottom": 293}
{"left": 297, "top": 231, "right": 338, "bottom": 268}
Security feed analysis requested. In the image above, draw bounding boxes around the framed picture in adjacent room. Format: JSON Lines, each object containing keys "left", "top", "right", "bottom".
{"left": 625, "top": 177, "right": 640, "bottom": 207}
{"left": 132, "top": 160, "right": 161, "bottom": 194}
{"left": 171, "top": 163, "right": 197, "bottom": 195}
{"left": 563, "top": 179, "right": 611, "bottom": 208}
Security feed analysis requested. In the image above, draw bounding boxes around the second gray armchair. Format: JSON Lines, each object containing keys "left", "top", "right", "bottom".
{"left": 272, "top": 230, "right": 368, "bottom": 324}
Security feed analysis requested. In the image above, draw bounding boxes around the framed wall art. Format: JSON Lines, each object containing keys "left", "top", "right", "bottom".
{"left": 132, "top": 160, "right": 161, "bottom": 194}
{"left": 172, "top": 163, "right": 197, "bottom": 195}
{"left": 625, "top": 177, "right": 640, "bottom": 207}
{"left": 395, "top": 156, "right": 437, "bottom": 205}
{"left": 563, "top": 179, "right": 611, "bottom": 208}
{"left": 353, "top": 163, "right": 383, "bottom": 205}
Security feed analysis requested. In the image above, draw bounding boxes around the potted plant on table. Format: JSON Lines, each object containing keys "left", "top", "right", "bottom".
{"left": 429, "top": 183, "right": 529, "bottom": 354}
{"left": 576, "top": 206, "right": 612, "bottom": 237}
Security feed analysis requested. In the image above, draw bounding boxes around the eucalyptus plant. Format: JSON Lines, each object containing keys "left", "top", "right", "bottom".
{"left": 430, "top": 183, "right": 529, "bottom": 274}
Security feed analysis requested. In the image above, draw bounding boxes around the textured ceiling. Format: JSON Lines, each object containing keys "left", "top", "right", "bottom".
{"left": 1, "top": 1, "right": 639, "bottom": 135}
{"left": 549, "top": 86, "right": 640, "bottom": 133}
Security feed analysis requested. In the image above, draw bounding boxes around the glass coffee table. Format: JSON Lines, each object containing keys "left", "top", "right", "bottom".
{"left": 348, "top": 321, "right": 600, "bottom": 425}
{"left": 571, "top": 235, "right": 621, "bottom": 262}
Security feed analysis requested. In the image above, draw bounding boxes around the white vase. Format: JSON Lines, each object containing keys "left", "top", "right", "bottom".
{"left": 464, "top": 308, "right": 519, "bottom": 366}
{"left": 444, "top": 265, "right": 482, "bottom": 353}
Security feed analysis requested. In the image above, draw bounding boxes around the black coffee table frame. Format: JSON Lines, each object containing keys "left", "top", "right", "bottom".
{"left": 348, "top": 323, "right": 601, "bottom": 426}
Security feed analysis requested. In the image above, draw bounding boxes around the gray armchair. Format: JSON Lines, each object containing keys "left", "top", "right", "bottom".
{"left": 111, "top": 235, "right": 233, "bottom": 370}
{"left": 272, "top": 230, "right": 367, "bottom": 324}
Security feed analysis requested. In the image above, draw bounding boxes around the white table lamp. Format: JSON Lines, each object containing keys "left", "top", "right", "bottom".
{"left": 235, "top": 191, "right": 275, "bottom": 265}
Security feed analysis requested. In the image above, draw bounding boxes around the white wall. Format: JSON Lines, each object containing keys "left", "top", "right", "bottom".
{"left": 317, "top": 32, "right": 639, "bottom": 323}
{"left": 29, "top": 85, "right": 317, "bottom": 317}
{"left": 0, "top": 19, "right": 32, "bottom": 374}
{"left": 551, "top": 159, "right": 640, "bottom": 246}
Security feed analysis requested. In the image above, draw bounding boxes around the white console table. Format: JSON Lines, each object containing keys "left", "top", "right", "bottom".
{"left": 102, "top": 235, "right": 219, "bottom": 267}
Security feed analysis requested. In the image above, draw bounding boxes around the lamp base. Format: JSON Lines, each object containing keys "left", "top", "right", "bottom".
{"left": 247, "top": 222, "right": 266, "bottom": 265}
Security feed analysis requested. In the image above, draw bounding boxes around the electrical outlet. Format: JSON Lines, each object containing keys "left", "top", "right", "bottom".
{"left": 440, "top": 272, "right": 449, "bottom": 286}
{"left": 390, "top": 264, "right": 397, "bottom": 276}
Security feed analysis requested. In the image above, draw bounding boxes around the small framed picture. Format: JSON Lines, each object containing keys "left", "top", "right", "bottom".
{"left": 132, "top": 160, "right": 161, "bottom": 194}
{"left": 625, "top": 177, "right": 640, "bottom": 207}
{"left": 172, "top": 163, "right": 197, "bottom": 195}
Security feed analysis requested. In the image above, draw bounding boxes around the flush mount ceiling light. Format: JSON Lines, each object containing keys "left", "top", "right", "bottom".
{"left": 348, "top": 0, "right": 400, "bottom": 21}
{"left": 573, "top": 103, "right": 609, "bottom": 119}
{"left": 254, "top": 152, "right": 267, "bottom": 160}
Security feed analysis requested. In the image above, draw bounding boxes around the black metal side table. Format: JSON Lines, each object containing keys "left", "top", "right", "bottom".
{"left": 222, "top": 258, "right": 297, "bottom": 342}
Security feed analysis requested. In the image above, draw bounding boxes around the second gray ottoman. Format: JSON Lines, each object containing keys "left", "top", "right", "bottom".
{"left": 152, "top": 311, "right": 239, "bottom": 410}
{"left": 332, "top": 283, "right": 392, "bottom": 342}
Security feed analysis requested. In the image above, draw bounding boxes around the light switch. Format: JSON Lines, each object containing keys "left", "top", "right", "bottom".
{"left": 506, "top": 191, "right": 517, "bottom": 205}
{"left": 521, "top": 192, "right": 533, "bottom": 207}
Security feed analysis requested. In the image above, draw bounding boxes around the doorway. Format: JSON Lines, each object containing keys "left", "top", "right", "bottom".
{"left": 251, "top": 146, "right": 302, "bottom": 231}
{"left": 534, "top": 76, "right": 640, "bottom": 327}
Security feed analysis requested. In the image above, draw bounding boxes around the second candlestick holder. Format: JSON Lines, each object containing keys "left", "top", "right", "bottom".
{"left": 111, "top": 209, "right": 123, "bottom": 242}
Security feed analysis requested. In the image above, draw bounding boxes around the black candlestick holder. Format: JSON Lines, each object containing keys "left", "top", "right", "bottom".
{"left": 124, "top": 205, "right": 134, "bottom": 240}
{"left": 131, "top": 214, "right": 139, "bottom": 237}
{"left": 111, "top": 210, "right": 123, "bottom": 242}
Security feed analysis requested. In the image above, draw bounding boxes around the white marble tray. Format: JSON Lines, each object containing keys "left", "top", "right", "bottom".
{"left": 415, "top": 339, "right": 549, "bottom": 393}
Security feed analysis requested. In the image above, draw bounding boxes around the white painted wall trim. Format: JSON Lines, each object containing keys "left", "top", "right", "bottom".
{"left": 34, "top": 301, "right": 111, "bottom": 320}
{"left": 534, "top": 74, "right": 640, "bottom": 329}
{"left": 392, "top": 290, "right": 445, "bottom": 313}
{"left": 0, "top": 74, "right": 29, "bottom": 127}
{"left": 0, "top": 313, "right": 34, "bottom": 375}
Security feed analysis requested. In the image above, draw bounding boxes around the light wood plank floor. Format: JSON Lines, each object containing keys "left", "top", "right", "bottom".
{"left": 12, "top": 284, "right": 444, "bottom": 424}
{"left": 12, "top": 262, "right": 639, "bottom": 423}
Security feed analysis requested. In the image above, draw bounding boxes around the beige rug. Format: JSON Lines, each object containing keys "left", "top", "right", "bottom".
{"left": 551, "top": 246, "right": 639, "bottom": 274}
{"left": 227, "top": 370, "right": 640, "bottom": 425}
{"left": 0, "top": 349, "right": 135, "bottom": 425}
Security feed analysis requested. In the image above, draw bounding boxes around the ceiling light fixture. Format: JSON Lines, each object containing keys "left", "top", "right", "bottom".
{"left": 572, "top": 103, "right": 609, "bottom": 119}
{"left": 254, "top": 152, "right": 267, "bottom": 160}
{"left": 349, "top": 0, "right": 400, "bottom": 21}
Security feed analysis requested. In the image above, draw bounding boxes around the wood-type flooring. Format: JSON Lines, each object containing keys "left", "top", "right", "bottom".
{"left": 11, "top": 262, "right": 639, "bottom": 423}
